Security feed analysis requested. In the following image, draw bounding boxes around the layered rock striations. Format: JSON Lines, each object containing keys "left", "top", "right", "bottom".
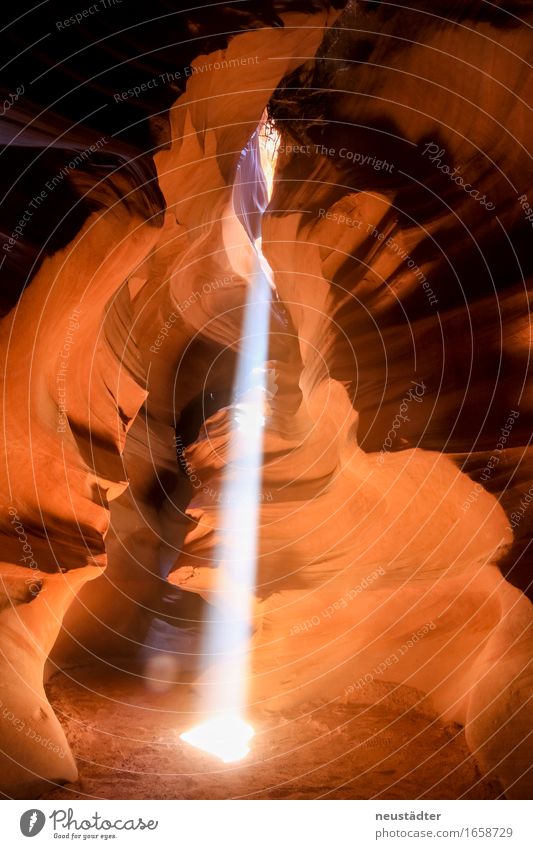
{"left": 0, "top": 0, "right": 531, "bottom": 798}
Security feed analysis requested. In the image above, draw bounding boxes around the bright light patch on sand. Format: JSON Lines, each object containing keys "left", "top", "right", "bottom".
{"left": 180, "top": 716, "right": 255, "bottom": 763}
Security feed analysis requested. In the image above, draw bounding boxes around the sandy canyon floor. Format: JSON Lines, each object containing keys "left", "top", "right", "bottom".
{"left": 39, "top": 664, "right": 503, "bottom": 800}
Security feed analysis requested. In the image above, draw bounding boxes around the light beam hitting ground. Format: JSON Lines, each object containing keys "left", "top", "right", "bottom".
{"left": 179, "top": 123, "right": 278, "bottom": 763}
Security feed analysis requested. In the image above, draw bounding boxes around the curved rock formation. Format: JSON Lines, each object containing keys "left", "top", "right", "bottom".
{"left": 0, "top": 0, "right": 531, "bottom": 798}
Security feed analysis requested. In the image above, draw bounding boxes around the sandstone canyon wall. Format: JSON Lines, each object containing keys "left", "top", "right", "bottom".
{"left": 0, "top": 0, "right": 531, "bottom": 799}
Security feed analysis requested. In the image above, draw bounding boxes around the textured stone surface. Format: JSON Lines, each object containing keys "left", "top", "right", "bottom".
{"left": 0, "top": 1, "right": 531, "bottom": 799}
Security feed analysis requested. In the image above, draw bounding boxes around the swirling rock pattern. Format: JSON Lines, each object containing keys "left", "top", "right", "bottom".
{"left": 0, "top": 0, "right": 531, "bottom": 798}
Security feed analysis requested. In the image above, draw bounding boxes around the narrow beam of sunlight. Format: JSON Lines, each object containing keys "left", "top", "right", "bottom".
{"left": 179, "top": 120, "right": 278, "bottom": 763}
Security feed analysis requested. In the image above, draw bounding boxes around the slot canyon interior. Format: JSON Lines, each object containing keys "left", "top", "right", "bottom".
{"left": 0, "top": 0, "right": 532, "bottom": 801}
